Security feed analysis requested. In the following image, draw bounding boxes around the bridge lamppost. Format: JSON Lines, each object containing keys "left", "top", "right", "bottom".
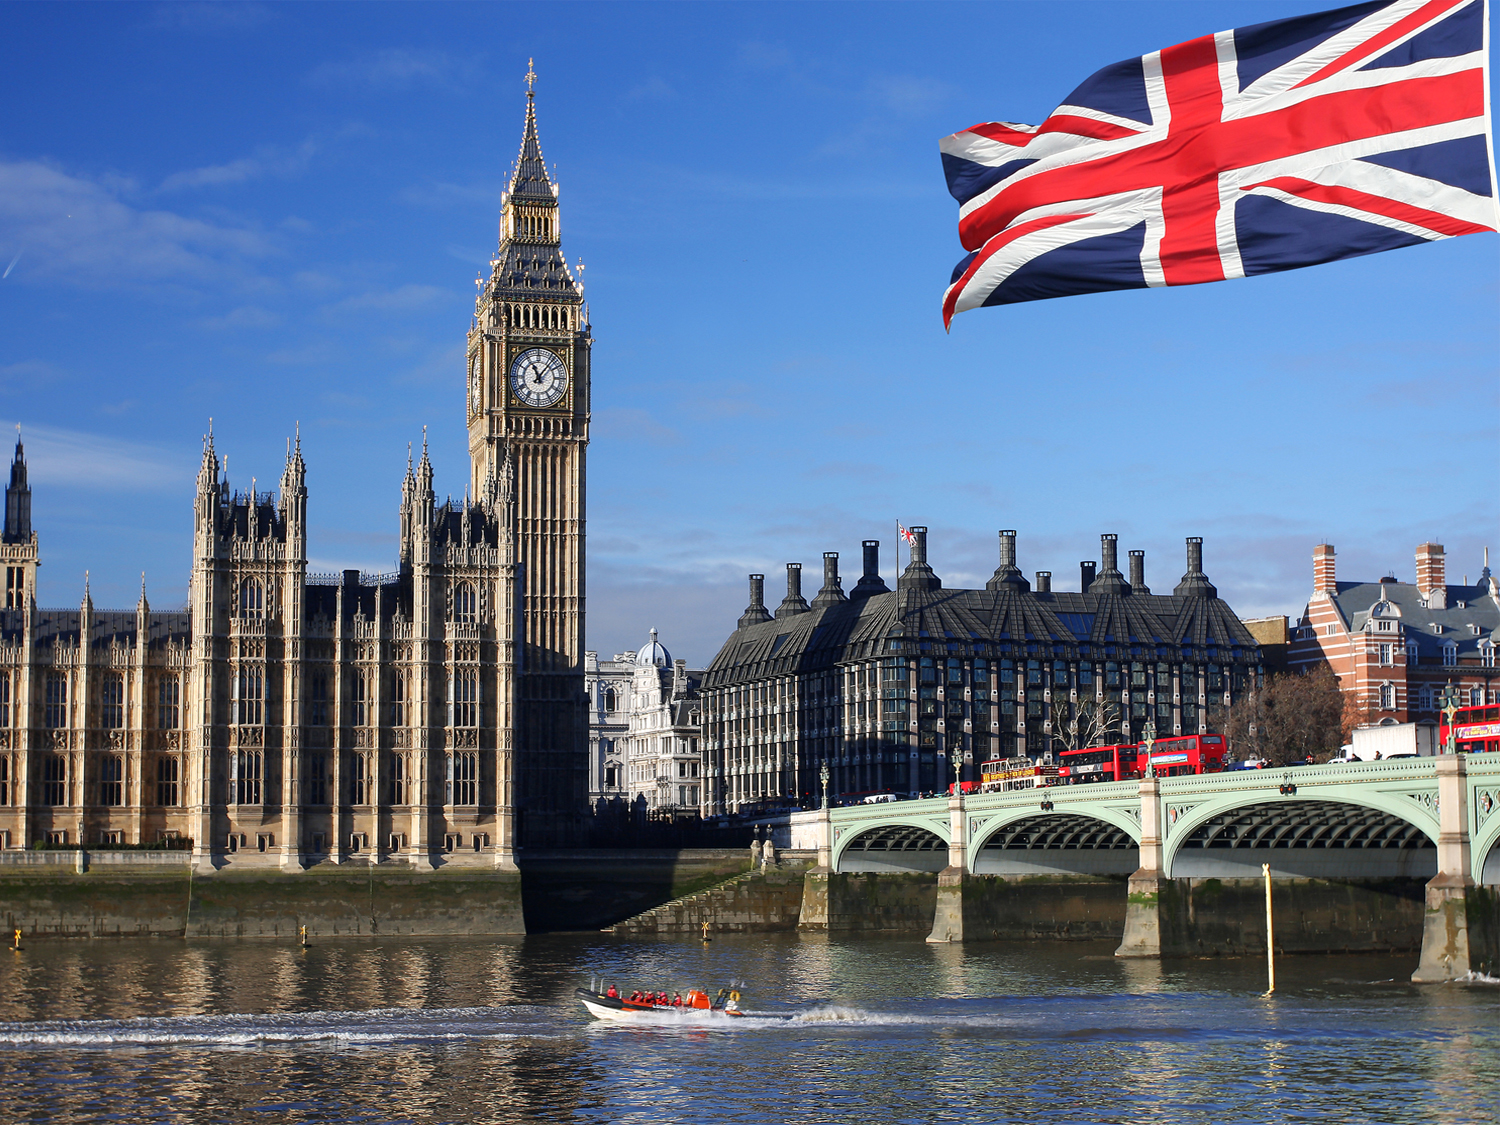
{"left": 1142, "top": 721, "right": 1158, "bottom": 778}
{"left": 1440, "top": 685, "right": 1461, "bottom": 754}
{"left": 820, "top": 761, "right": 830, "bottom": 810}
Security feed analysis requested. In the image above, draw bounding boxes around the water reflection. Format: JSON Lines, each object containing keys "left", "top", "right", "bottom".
{"left": 0, "top": 935, "right": 1495, "bottom": 1125}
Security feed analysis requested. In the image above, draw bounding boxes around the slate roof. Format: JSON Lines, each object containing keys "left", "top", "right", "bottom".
{"left": 706, "top": 564, "right": 1260, "bottom": 689}
{"left": 1324, "top": 577, "right": 1500, "bottom": 658}
{"left": 0, "top": 609, "right": 192, "bottom": 650}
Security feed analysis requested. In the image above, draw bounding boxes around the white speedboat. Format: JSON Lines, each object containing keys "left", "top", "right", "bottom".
{"left": 575, "top": 987, "right": 754, "bottom": 1023}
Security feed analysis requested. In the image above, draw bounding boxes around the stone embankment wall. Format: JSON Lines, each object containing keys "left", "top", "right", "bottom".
{"left": 610, "top": 855, "right": 814, "bottom": 935}
{"left": 953, "top": 875, "right": 1128, "bottom": 941}
{"left": 0, "top": 867, "right": 525, "bottom": 939}
{"left": 0, "top": 848, "right": 762, "bottom": 938}
{"left": 799, "top": 871, "right": 940, "bottom": 932}
{"left": 1157, "top": 877, "right": 1426, "bottom": 955}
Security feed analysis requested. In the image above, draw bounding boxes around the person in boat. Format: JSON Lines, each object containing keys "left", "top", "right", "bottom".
{"left": 657, "top": 991, "right": 669, "bottom": 1006}
{"left": 671, "top": 993, "right": 683, "bottom": 1007}
{"left": 605, "top": 984, "right": 618, "bottom": 999}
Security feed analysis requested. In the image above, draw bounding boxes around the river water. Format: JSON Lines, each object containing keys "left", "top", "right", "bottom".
{"left": 0, "top": 934, "right": 1495, "bottom": 1124}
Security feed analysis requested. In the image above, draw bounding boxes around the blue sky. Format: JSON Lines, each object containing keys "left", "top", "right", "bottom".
{"left": 2, "top": 0, "right": 1496, "bottom": 667}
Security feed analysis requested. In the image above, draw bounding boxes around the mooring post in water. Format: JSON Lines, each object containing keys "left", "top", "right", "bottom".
{"left": 1263, "top": 862, "right": 1275, "bottom": 994}
{"left": 300, "top": 924, "right": 310, "bottom": 949}
{"left": 11, "top": 928, "right": 20, "bottom": 952}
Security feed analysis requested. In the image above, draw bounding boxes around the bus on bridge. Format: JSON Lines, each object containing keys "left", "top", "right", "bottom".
{"left": 1444, "top": 703, "right": 1500, "bottom": 754}
{"left": 1057, "top": 735, "right": 1227, "bottom": 782}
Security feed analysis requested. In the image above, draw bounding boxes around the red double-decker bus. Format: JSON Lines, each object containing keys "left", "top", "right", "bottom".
{"left": 1442, "top": 703, "right": 1500, "bottom": 754}
{"left": 1057, "top": 743, "right": 1142, "bottom": 783}
{"left": 1143, "top": 734, "right": 1227, "bottom": 777}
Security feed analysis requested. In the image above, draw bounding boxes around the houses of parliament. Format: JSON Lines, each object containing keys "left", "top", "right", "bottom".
{"left": 0, "top": 80, "right": 591, "bottom": 865}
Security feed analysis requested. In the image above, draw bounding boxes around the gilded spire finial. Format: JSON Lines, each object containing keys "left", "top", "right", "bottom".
{"left": 526, "top": 58, "right": 536, "bottom": 92}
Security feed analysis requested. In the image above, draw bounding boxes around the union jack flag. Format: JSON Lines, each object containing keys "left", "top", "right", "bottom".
{"left": 940, "top": 0, "right": 1500, "bottom": 325}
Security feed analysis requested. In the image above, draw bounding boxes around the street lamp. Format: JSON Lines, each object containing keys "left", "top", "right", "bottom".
{"left": 1142, "top": 720, "right": 1157, "bottom": 778}
{"left": 819, "top": 761, "right": 830, "bottom": 809}
{"left": 953, "top": 752, "right": 963, "bottom": 796}
{"left": 1440, "top": 684, "right": 1461, "bottom": 754}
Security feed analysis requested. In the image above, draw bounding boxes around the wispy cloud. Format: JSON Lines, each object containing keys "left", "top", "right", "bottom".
{"left": 326, "top": 283, "right": 450, "bottom": 314}
{"left": 199, "top": 305, "right": 279, "bottom": 330}
{"left": 0, "top": 419, "right": 188, "bottom": 492}
{"left": 159, "top": 139, "right": 317, "bottom": 192}
{"left": 0, "top": 159, "right": 272, "bottom": 287}
{"left": 307, "top": 48, "right": 478, "bottom": 92}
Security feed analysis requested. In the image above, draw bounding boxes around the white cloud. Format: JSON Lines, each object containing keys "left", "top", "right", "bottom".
{"left": 0, "top": 420, "right": 188, "bottom": 492}
{"left": 198, "top": 305, "right": 279, "bottom": 330}
{"left": 327, "top": 284, "right": 450, "bottom": 313}
{"left": 0, "top": 159, "right": 272, "bottom": 287}
{"left": 307, "top": 48, "right": 476, "bottom": 92}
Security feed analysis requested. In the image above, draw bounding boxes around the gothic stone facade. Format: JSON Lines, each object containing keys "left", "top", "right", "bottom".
{"left": 703, "top": 530, "right": 1264, "bottom": 814}
{"left": 0, "top": 84, "right": 590, "bottom": 864}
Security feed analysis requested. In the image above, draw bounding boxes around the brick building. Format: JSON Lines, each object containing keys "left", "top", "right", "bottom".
{"left": 1287, "top": 542, "right": 1499, "bottom": 722}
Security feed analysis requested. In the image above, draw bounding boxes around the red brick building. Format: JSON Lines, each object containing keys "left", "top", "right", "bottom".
{"left": 1287, "top": 542, "right": 1498, "bottom": 723}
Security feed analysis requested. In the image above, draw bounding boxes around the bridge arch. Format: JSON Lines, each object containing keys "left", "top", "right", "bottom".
{"left": 833, "top": 819, "right": 949, "bottom": 874}
{"left": 1469, "top": 787, "right": 1500, "bottom": 885}
{"left": 1163, "top": 794, "right": 1438, "bottom": 880}
{"left": 970, "top": 808, "right": 1141, "bottom": 876}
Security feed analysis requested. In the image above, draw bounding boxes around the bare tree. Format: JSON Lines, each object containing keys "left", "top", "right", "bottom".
{"left": 1050, "top": 696, "right": 1122, "bottom": 755}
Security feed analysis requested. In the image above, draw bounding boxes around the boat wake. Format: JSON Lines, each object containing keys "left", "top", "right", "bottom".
{"left": 0, "top": 1006, "right": 541, "bottom": 1050}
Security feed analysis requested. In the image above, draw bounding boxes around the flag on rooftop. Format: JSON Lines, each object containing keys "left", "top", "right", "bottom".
{"left": 940, "top": 0, "right": 1500, "bottom": 326}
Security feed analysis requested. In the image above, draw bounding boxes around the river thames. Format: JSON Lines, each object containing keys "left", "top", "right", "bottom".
{"left": 0, "top": 934, "right": 1495, "bottom": 1124}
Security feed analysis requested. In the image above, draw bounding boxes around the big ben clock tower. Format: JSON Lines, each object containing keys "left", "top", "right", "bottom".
{"left": 468, "top": 63, "right": 590, "bottom": 845}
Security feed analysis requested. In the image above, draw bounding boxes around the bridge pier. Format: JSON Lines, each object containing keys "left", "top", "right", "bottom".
{"left": 926, "top": 790, "right": 967, "bottom": 943}
{"left": 1413, "top": 755, "right": 1481, "bottom": 982}
{"left": 1116, "top": 776, "right": 1165, "bottom": 959}
{"left": 796, "top": 806, "right": 834, "bottom": 930}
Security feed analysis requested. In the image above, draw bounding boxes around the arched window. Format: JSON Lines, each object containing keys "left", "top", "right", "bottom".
{"left": 350, "top": 752, "right": 371, "bottom": 805}
{"left": 238, "top": 577, "right": 264, "bottom": 620}
{"left": 452, "top": 582, "right": 477, "bottom": 624}
{"left": 351, "top": 670, "right": 369, "bottom": 727}
{"left": 450, "top": 670, "right": 478, "bottom": 727}
{"left": 1379, "top": 683, "right": 1395, "bottom": 710}
{"left": 235, "top": 667, "right": 263, "bottom": 726}
{"left": 44, "top": 674, "right": 67, "bottom": 729}
{"left": 156, "top": 757, "right": 179, "bottom": 807}
{"left": 157, "top": 675, "right": 180, "bottom": 730}
{"left": 387, "top": 752, "right": 407, "bottom": 805}
{"left": 603, "top": 686, "right": 617, "bottom": 713}
{"left": 101, "top": 673, "right": 125, "bottom": 730}
{"left": 99, "top": 755, "right": 124, "bottom": 806}
{"left": 233, "top": 749, "right": 262, "bottom": 805}
{"left": 447, "top": 751, "right": 478, "bottom": 805}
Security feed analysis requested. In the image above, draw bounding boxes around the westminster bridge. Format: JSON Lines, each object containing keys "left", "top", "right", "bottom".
{"left": 790, "top": 753, "right": 1500, "bottom": 982}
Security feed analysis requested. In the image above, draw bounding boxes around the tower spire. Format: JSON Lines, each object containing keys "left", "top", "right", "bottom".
{"left": 3, "top": 426, "right": 31, "bottom": 545}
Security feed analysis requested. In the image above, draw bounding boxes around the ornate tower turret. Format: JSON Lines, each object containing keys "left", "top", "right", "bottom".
{"left": 465, "top": 64, "right": 591, "bottom": 845}
{"left": 2, "top": 432, "right": 38, "bottom": 609}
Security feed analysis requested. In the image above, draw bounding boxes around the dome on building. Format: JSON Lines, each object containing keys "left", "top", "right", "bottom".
{"left": 635, "top": 628, "right": 671, "bottom": 667}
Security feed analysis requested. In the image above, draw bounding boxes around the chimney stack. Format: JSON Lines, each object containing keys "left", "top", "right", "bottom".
{"left": 775, "top": 563, "right": 811, "bottom": 618}
{"left": 1035, "top": 571, "right": 1052, "bottom": 594}
{"left": 1416, "top": 542, "right": 1446, "bottom": 607}
{"left": 1128, "top": 549, "right": 1149, "bottom": 594}
{"left": 987, "top": 529, "right": 1029, "bottom": 591}
{"left": 1089, "top": 534, "right": 1129, "bottom": 595}
{"left": 1313, "top": 543, "right": 1337, "bottom": 596}
{"left": 812, "top": 552, "right": 847, "bottom": 607}
{"left": 850, "top": 541, "right": 890, "bottom": 600}
{"left": 1173, "top": 536, "right": 1218, "bottom": 598}
{"left": 1080, "top": 561, "right": 1096, "bottom": 592}
{"left": 738, "top": 573, "right": 772, "bottom": 627}
{"left": 899, "top": 526, "right": 942, "bottom": 591}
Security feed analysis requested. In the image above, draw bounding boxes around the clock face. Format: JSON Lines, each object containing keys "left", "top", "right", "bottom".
{"left": 510, "top": 347, "right": 568, "bottom": 408}
{"left": 468, "top": 355, "right": 481, "bottom": 414}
